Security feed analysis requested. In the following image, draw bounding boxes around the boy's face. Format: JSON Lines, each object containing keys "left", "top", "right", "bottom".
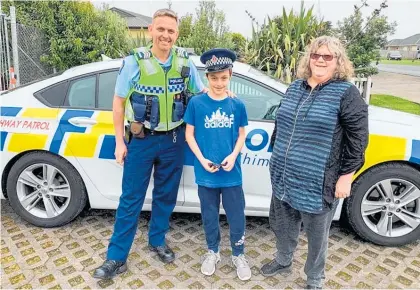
{"left": 206, "top": 70, "right": 231, "bottom": 95}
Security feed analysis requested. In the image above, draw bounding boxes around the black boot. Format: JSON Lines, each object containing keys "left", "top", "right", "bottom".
{"left": 306, "top": 285, "right": 322, "bottom": 289}
{"left": 260, "top": 259, "right": 292, "bottom": 277}
{"left": 149, "top": 244, "right": 175, "bottom": 263}
{"left": 93, "top": 260, "right": 127, "bottom": 279}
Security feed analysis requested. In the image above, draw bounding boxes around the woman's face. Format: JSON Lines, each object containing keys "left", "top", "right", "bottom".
{"left": 309, "top": 45, "right": 337, "bottom": 82}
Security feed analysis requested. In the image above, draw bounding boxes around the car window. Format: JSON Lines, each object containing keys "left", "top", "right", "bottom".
{"left": 65, "top": 76, "right": 96, "bottom": 108}
{"left": 35, "top": 81, "right": 69, "bottom": 107}
{"left": 198, "top": 70, "right": 282, "bottom": 121}
{"left": 6, "top": 71, "right": 65, "bottom": 96}
{"left": 98, "top": 70, "right": 118, "bottom": 110}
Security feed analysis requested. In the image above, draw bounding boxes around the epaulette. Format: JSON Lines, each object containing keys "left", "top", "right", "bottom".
{"left": 174, "top": 47, "right": 189, "bottom": 59}
{"left": 130, "top": 47, "right": 152, "bottom": 59}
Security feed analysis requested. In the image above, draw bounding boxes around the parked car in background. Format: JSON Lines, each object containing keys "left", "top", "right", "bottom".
{"left": 387, "top": 51, "right": 402, "bottom": 60}
{"left": 1, "top": 56, "right": 420, "bottom": 247}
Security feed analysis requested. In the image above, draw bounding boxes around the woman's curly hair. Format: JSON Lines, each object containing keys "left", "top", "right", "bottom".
{"left": 297, "top": 36, "right": 354, "bottom": 81}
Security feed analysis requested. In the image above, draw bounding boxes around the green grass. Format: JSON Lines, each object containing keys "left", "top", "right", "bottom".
{"left": 379, "top": 59, "right": 420, "bottom": 66}
{"left": 370, "top": 94, "right": 420, "bottom": 115}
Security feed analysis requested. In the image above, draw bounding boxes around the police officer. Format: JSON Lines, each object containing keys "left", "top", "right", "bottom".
{"left": 93, "top": 8, "right": 206, "bottom": 279}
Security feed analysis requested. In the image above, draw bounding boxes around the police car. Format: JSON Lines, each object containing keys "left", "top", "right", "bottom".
{"left": 1, "top": 56, "right": 420, "bottom": 247}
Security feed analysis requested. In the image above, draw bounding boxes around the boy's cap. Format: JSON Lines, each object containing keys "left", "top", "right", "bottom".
{"left": 200, "top": 48, "right": 237, "bottom": 73}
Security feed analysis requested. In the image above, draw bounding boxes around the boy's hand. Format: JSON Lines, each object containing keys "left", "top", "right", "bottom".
{"left": 200, "top": 158, "right": 219, "bottom": 173}
{"left": 221, "top": 153, "right": 236, "bottom": 172}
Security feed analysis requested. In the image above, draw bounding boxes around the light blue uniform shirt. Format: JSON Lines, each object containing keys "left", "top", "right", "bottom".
{"left": 115, "top": 53, "right": 205, "bottom": 98}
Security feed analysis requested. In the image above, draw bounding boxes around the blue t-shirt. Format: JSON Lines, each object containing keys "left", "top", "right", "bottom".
{"left": 115, "top": 53, "right": 204, "bottom": 97}
{"left": 183, "top": 93, "right": 248, "bottom": 188}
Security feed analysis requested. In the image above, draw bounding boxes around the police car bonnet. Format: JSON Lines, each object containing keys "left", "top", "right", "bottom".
{"left": 200, "top": 48, "right": 237, "bottom": 73}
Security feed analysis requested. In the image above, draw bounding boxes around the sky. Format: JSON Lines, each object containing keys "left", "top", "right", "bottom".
{"left": 93, "top": 0, "right": 420, "bottom": 41}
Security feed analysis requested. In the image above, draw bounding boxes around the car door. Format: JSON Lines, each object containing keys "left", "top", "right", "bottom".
{"left": 183, "top": 71, "right": 283, "bottom": 215}
{"left": 59, "top": 70, "right": 185, "bottom": 206}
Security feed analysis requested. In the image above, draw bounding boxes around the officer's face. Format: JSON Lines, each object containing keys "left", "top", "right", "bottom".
{"left": 149, "top": 16, "right": 179, "bottom": 52}
{"left": 207, "top": 70, "right": 231, "bottom": 95}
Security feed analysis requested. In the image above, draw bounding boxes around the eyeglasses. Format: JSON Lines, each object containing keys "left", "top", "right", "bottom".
{"left": 310, "top": 53, "right": 335, "bottom": 61}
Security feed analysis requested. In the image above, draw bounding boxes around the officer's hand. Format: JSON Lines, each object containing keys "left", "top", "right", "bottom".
{"left": 200, "top": 158, "right": 219, "bottom": 173}
{"left": 221, "top": 153, "right": 236, "bottom": 172}
{"left": 226, "top": 89, "right": 236, "bottom": 98}
{"left": 115, "top": 141, "right": 127, "bottom": 165}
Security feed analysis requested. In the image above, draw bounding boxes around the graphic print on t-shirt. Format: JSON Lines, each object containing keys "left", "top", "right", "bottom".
{"left": 204, "top": 108, "right": 234, "bottom": 129}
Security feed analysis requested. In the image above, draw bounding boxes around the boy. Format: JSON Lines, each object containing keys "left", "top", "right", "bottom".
{"left": 183, "top": 48, "right": 251, "bottom": 281}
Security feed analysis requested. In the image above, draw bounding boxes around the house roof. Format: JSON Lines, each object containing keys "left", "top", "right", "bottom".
{"left": 109, "top": 7, "right": 152, "bottom": 28}
{"left": 387, "top": 33, "right": 420, "bottom": 46}
{"left": 387, "top": 39, "right": 402, "bottom": 46}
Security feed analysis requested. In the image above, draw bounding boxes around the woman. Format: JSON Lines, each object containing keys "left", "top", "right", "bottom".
{"left": 260, "top": 36, "right": 369, "bottom": 289}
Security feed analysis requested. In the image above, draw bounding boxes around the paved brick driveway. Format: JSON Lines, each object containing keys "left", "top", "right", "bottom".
{"left": 1, "top": 200, "right": 420, "bottom": 289}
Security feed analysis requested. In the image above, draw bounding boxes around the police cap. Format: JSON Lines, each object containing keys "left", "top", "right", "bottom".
{"left": 200, "top": 48, "right": 237, "bottom": 73}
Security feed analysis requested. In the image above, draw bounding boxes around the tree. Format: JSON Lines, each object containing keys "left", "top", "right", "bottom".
{"left": 229, "top": 33, "right": 247, "bottom": 55}
{"left": 335, "top": 0, "right": 396, "bottom": 76}
{"left": 2, "top": 0, "right": 131, "bottom": 70}
{"left": 243, "top": 2, "right": 332, "bottom": 83}
{"left": 176, "top": 0, "right": 234, "bottom": 54}
{"left": 178, "top": 13, "right": 193, "bottom": 40}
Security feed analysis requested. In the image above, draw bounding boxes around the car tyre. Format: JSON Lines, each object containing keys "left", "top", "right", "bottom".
{"left": 346, "top": 163, "right": 420, "bottom": 247}
{"left": 7, "top": 151, "right": 87, "bottom": 227}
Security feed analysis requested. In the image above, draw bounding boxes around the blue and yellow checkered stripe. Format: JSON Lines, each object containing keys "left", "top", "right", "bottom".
{"left": 132, "top": 83, "right": 164, "bottom": 94}
{"left": 168, "top": 84, "right": 185, "bottom": 93}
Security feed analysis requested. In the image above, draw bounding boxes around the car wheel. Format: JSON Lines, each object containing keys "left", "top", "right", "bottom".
{"left": 7, "top": 151, "right": 87, "bottom": 227}
{"left": 346, "top": 163, "right": 420, "bottom": 246}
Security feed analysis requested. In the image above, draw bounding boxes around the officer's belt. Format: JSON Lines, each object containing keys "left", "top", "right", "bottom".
{"left": 144, "top": 128, "right": 175, "bottom": 135}
{"left": 140, "top": 124, "right": 184, "bottom": 136}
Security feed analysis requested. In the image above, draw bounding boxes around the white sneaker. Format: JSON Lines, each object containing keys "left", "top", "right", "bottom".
{"left": 201, "top": 250, "right": 221, "bottom": 276}
{"left": 232, "top": 254, "right": 252, "bottom": 281}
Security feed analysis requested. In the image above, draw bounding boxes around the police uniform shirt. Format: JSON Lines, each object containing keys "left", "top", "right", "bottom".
{"left": 115, "top": 53, "right": 205, "bottom": 98}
